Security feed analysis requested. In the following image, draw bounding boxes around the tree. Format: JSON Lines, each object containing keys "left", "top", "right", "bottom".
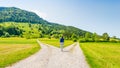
{"left": 0, "top": 25, "right": 4, "bottom": 36}
{"left": 112, "top": 36, "right": 117, "bottom": 39}
{"left": 85, "top": 32, "right": 90, "bottom": 41}
{"left": 6, "top": 26, "right": 22, "bottom": 35}
{"left": 4, "top": 32, "right": 10, "bottom": 37}
{"left": 0, "top": 29, "right": 4, "bottom": 36}
{"left": 92, "top": 32, "right": 99, "bottom": 42}
{"left": 71, "top": 33, "right": 78, "bottom": 42}
{"left": 53, "top": 34, "right": 59, "bottom": 39}
{"left": 63, "top": 30, "right": 72, "bottom": 40}
{"left": 102, "top": 33, "right": 110, "bottom": 42}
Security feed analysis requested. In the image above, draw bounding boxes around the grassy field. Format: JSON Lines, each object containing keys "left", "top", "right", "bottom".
{"left": 0, "top": 38, "right": 37, "bottom": 44}
{"left": 0, "top": 38, "right": 40, "bottom": 68}
{"left": 39, "top": 38, "right": 74, "bottom": 47}
{"left": 80, "top": 43, "right": 120, "bottom": 68}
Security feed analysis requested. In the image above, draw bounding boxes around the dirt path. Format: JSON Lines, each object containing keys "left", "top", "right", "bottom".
{"left": 6, "top": 40, "right": 89, "bottom": 68}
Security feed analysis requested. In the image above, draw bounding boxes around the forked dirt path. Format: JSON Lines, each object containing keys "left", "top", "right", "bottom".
{"left": 6, "top": 40, "right": 89, "bottom": 68}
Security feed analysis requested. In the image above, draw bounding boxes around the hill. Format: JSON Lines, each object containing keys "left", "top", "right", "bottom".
{"left": 0, "top": 7, "right": 47, "bottom": 24}
{"left": 0, "top": 7, "right": 91, "bottom": 40}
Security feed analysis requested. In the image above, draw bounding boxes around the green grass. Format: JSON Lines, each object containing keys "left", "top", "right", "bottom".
{"left": 0, "top": 37, "right": 37, "bottom": 44}
{"left": 39, "top": 38, "right": 74, "bottom": 47}
{"left": 0, "top": 38, "right": 40, "bottom": 68}
{"left": 80, "top": 43, "right": 120, "bottom": 68}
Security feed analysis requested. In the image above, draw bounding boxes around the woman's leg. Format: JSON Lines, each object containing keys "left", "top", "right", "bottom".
{"left": 60, "top": 43, "right": 63, "bottom": 51}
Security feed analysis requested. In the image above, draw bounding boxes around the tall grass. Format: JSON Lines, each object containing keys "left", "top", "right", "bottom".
{"left": 0, "top": 38, "right": 40, "bottom": 68}
{"left": 80, "top": 43, "right": 120, "bottom": 68}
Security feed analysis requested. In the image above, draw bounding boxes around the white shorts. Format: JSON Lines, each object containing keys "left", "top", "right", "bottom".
{"left": 60, "top": 42, "right": 64, "bottom": 48}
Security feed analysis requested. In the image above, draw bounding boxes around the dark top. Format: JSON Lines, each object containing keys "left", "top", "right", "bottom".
{"left": 60, "top": 38, "right": 64, "bottom": 42}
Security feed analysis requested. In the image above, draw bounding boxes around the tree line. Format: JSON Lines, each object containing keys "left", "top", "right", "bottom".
{"left": 0, "top": 22, "right": 86, "bottom": 39}
{"left": 0, "top": 22, "right": 119, "bottom": 43}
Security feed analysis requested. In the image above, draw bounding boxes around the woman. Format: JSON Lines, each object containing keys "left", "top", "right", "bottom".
{"left": 60, "top": 36, "right": 64, "bottom": 52}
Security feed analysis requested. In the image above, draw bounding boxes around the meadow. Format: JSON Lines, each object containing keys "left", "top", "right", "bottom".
{"left": 0, "top": 38, "right": 73, "bottom": 68}
{"left": 0, "top": 38, "right": 40, "bottom": 68}
{"left": 1, "top": 37, "right": 120, "bottom": 68}
{"left": 39, "top": 38, "right": 74, "bottom": 47}
{"left": 80, "top": 43, "right": 120, "bottom": 68}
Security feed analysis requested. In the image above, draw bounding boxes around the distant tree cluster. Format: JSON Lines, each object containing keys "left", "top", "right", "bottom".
{"left": 0, "top": 22, "right": 87, "bottom": 39}
{"left": 79, "top": 32, "right": 120, "bottom": 43}
{"left": 0, "top": 24, "right": 22, "bottom": 37}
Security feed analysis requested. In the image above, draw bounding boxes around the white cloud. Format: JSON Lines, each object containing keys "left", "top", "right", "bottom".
{"left": 31, "top": 10, "right": 48, "bottom": 19}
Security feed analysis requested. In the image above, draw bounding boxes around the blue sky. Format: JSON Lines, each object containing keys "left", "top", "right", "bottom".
{"left": 0, "top": 0, "right": 120, "bottom": 38}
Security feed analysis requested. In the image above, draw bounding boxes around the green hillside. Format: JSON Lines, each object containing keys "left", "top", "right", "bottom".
{"left": 0, "top": 7, "right": 89, "bottom": 40}
{"left": 0, "top": 22, "right": 88, "bottom": 40}
{"left": 0, "top": 7, "right": 47, "bottom": 24}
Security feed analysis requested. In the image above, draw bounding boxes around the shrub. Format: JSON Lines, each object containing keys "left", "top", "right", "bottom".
{"left": 73, "top": 39, "right": 77, "bottom": 42}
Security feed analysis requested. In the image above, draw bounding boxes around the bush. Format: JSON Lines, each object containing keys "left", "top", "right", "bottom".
{"left": 79, "top": 38, "right": 86, "bottom": 43}
{"left": 73, "top": 39, "right": 77, "bottom": 42}
{"left": 48, "top": 36, "right": 51, "bottom": 39}
{"left": 4, "top": 32, "right": 10, "bottom": 37}
{"left": 79, "top": 38, "right": 94, "bottom": 43}
{"left": 110, "top": 39, "right": 117, "bottom": 43}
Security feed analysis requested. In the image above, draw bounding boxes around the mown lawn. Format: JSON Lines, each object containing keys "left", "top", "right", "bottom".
{"left": 80, "top": 43, "right": 120, "bottom": 68}
{"left": 39, "top": 38, "right": 74, "bottom": 47}
{"left": 0, "top": 38, "right": 40, "bottom": 68}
